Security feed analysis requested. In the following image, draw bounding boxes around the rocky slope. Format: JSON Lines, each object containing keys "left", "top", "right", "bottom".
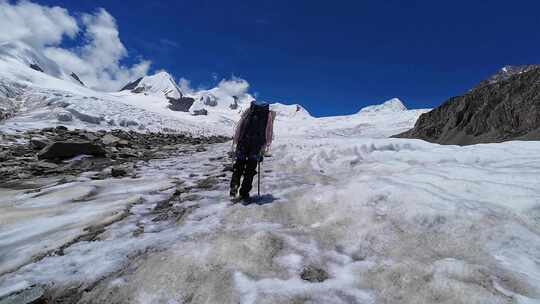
{"left": 395, "top": 66, "right": 540, "bottom": 145}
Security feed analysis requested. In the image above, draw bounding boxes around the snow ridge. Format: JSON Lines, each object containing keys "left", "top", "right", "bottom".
{"left": 358, "top": 98, "right": 407, "bottom": 114}
{"left": 124, "top": 71, "right": 183, "bottom": 100}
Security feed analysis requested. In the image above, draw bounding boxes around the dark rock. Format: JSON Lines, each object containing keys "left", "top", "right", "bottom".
{"left": 111, "top": 166, "right": 128, "bottom": 177}
{"left": 168, "top": 97, "right": 195, "bottom": 112}
{"left": 30, "top": 63, "right": 44, "bottom": 72}
{"left": 70, "top": 73, "right": 85, "bottom": 86}
{"left": 192, "top": 109, "right": 208, "bottom": 116}
{"left": 120, "top": 77, "right": 143, "bottom": 91}
{"left": 300, "top": 266, "right": 329, "bottom": 283}
{"left": 230, "top": 96, "right": 239, "bottom": 110}
{"left": 474, "top": 65, "right": 540, "bottom": 90}
{"left": 201, "top": 94, "right": 218, "bottom": 106}
{"left": 118, "top": 119, "right": 138, "bottom": 127}
{"left": 38, "top": 141, "right": 106, "bottom": 160}
{"left": 30, "top": 138, "right": 49, "bottom": 150}
{"left": 395, "top": 66, "right": 540, "bottom": 145}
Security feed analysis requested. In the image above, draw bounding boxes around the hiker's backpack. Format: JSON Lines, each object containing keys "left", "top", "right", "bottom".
{"left": 238, "top": 102, "right": 270, "bottom": 152}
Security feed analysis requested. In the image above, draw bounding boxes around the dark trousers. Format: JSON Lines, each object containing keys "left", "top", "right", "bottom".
{"left": 230, "top": 155, "right": 258, "bottom": 198}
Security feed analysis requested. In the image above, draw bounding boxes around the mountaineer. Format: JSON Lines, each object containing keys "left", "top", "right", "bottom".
{"left": 230, "top": 101, "right": 274, "bottom": 201}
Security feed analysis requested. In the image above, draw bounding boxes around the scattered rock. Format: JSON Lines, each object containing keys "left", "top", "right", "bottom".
{"left": 38, "top": 141, "right": 106, "bottom": 160}
{"left": 111, "top": 166, "right": 127, "bottom": 177}
{"left": 192, "top": 109, "right": 208, "bottom": 116}
{"left": 182, "top": 194, "right": 202, "bottom": 201}
{"left": 82, "top": 133, "right": 99, "bottom": 142}
{"left": 101, "top": 134, "right": 121, "bottom": 146}
{"left": 32, "top": 161, "right": 59, "bottom": 170}
{"left": 55, "top": 109, "right": 73, "bottom": 122}
{"left": 118, "top": 119, "right": 139, "bottom": 127}
{"left": 195, "top": 177, "right": 219, "bottom": 190}
{"left": 30, "top": 138, "right": 49, "bottom": 150}
{"left": 300, "top": 266, "right": 329, "bottom": 283}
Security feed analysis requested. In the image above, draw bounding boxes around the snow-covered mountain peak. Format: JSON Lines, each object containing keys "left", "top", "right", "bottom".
{"left": 271, "top": 103, "right": 313, "bottom": 119}
{"left": 358, "top": 98, "right": 407, "bottom": 114}
{"left": 121, "top": 71, "right": 183, "bottom": 100}
{"left": 0, "top": 41, "right": 63, "bottom": 78}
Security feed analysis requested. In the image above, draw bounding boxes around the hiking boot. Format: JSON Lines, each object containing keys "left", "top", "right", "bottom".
{"left": 240, "top": 193, "right": 250, "bottom": 202}
{"left": 230, "top": 185, "right": 238, "bottom": 198}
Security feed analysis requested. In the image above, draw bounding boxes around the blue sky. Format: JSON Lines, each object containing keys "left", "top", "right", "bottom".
{"left": 36, "top": 0, "right": 540, "bottom": 116}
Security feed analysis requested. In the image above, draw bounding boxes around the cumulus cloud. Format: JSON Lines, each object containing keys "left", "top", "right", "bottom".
{"left": 0, "top": 0, "right": 79, "bottom": 47}
{"left": 45, "top": 8, "right": 150, "bottom": 91}
{"left": 217, "top": 77, "right": 250, "bottom": 97}
{"left": 178, "top": 77, "right": 194, "bottom": 95}
{"left": 0, "top": 1, "right": 150, "bottom": 91}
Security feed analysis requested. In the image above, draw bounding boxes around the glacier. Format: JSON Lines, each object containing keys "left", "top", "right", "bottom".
{"left": 0, "top": 42, "right": 539, "bottom": 304}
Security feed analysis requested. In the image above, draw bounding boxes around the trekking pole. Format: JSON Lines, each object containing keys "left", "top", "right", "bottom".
{"left": 258, "top": 161, "right": 261, "bottom": 197}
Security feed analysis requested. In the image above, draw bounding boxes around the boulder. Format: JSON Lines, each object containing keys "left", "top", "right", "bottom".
{"left": 55, "top": 110, "right": 73, "bottom": 122}
{"left": 38, "top": 141, "right": 106, "bottom": 160}
{"left": 300, "top": 266, "right": 329, "bottom": 283}
{"left": 192, "top": 109, "right": 208, "bottom": 116}
{"left": 30, "top": 138, "right": 49, "bottom": 150}
{"left": 101, "top": 134, "right": 121, "bottom": 146}
{"left": 111, "top": 166, "right": 128, "bottom": 177}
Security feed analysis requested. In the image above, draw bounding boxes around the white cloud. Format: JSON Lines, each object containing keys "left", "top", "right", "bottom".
{"left": 217, "top": 77, "right": 250, "bottom": 97}
{"left": 0, "top": 1, "right": 150, "bottom": 91}
{"left": 178, "top": 77, "right": 194, "bottom": 94}
{"left": 45, "top": 8, "right": 150, "bottom": 91}
{"left": 0, "top": 0, "right": 79, "bottom": 47}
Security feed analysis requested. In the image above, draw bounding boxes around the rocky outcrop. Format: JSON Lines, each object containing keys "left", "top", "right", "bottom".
{"left": 168, "top": 97, "right": 195, "bottom": 112}
{"left": 120, "top": 77, "right": 142, "bottom": 91}
{"left": 474, "top": 65, "right": 540, "bottom": 89}
{"left": 395, "top": 66, "right": 540, "bottom": 145}
{"left": 29, "top": 63, "right": 44, "bottom": 73}
{"left": 70, "top": 73, "right": 85, "bottom": 86}
{"left": 38, "top": 141, "right": 107, "bottom": 160}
